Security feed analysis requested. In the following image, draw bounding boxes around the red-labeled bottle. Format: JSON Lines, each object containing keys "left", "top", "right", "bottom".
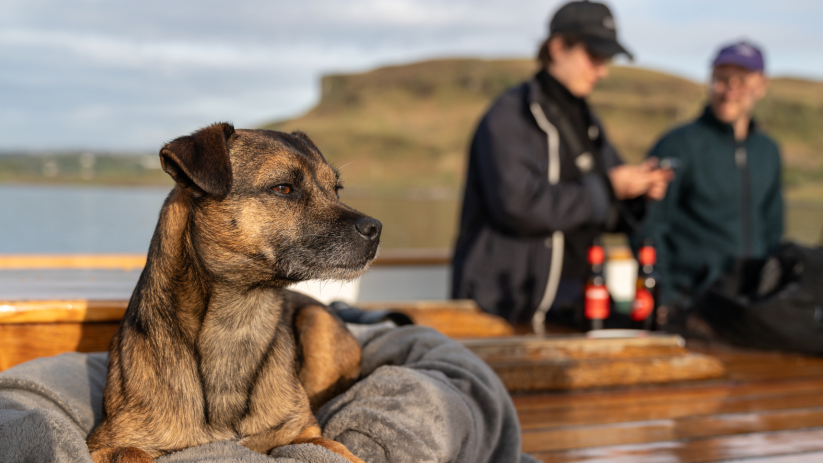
{"left": 631, "top": 238, "right": 658, "bottom": 330}
{"left": 584, "top": 238, "right": 610, "bottom": 331}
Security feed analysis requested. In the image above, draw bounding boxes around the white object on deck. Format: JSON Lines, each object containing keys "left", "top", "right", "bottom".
{"left": 605, "top": 255, "right": 638, "bottom": 303}
{"left": 288, "top": 279, "right": 360, "bottom": 305}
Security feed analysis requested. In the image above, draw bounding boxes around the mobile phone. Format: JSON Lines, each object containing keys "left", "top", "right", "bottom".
{"left": 658, "top": 158, "right": 681, "bottom": 171}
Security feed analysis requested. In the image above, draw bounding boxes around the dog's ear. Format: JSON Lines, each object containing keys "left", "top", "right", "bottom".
{"left": 159, "top": 122, "right": 234, "bottom": 198}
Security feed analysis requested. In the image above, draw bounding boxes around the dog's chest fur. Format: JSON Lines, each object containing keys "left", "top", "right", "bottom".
{"left": 198, "top": 288, "right": 293, "bottom": 429}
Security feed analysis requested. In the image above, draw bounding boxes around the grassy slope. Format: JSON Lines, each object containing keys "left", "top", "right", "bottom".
{"left": 261, "top": 58, "right": 823, "bottom": 201}
{"left": 3, "top": 58, "right": 820, "bottom": 197}
{"left": 0, "top": 153, "right": 173, "bottom": 187}
{"left": 263, "top": 59, "right": 536, "bottom": 194}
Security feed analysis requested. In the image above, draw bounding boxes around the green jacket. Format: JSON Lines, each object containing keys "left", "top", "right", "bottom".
{"left": 634, "top": 106, "right": 784, "bottom": 305}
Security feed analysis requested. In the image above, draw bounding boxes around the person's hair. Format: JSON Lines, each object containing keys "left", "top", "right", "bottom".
{"left": 537, "top": 33, "right": 584, "bottom": 68}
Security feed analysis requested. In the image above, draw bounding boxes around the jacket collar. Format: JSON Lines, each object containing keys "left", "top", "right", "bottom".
{"left": 526, "top": 72, "right": 604, "bottom": 134}
{"left": 699, "top": 105, "right": 758, "bottom": 140}
{"left": 526, "top": 75, "right": 545, "bottom": 106}
{"left": 526, "top": 72, "right": 593, "bottom": 118}
{"left": 535, "top": 70, "right": 583, "bottom": 110}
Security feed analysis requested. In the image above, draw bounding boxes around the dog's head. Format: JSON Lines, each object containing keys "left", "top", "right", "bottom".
{"left": 158, "top": 122, "right": 381, "bottom": 286}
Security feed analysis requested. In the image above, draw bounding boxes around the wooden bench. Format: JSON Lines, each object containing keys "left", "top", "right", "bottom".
{"left": 0, "top": 298, "right": 513, "bottom": 371}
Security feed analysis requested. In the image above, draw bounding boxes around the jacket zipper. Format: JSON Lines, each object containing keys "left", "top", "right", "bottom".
{"left": 529, "top": 102, "right": 564, "bottom": 335}
{"left": 736, "top": 143, "right": 752, "bottom": 257}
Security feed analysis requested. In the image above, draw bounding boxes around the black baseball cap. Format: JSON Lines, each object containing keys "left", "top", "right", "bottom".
{"left": 549, "top": 1, "right": 633, "bottom": 60}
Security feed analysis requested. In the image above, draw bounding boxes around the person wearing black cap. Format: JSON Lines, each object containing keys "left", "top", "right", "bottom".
{"left": 632, "top": 41, "right": 783, "bottom": 316}
{"left": 452, "top": 1, "right": 672, "bottom": 331}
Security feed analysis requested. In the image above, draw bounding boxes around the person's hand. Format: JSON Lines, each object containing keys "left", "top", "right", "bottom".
{"left": 607, "top": 158, "right": 673, "bottom": 201}
{"left": 608, "top": 161, "right": 653, "bottom": 200}
{"left": 644, "top": 157, "right": 674, "bottom": 201}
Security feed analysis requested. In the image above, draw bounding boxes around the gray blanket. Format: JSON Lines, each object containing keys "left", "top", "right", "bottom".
{"left": 0, "top": 325, "right": 537, "bottom": 463}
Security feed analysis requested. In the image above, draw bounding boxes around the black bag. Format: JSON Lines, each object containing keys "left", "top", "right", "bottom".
{"left": 694, "top": 243, "right": 823, "bottom": 355}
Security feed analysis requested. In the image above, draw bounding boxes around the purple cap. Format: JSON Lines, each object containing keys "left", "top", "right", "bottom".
{"left": 712, "top": 41, "right": 765, "bottom": 72}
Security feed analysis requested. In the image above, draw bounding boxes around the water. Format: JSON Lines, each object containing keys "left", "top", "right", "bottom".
{"left": 0, "top": 266, "right": 450, "bottom": 302}
{"left": 1, "top": 184, "right": 821, "bottom": 254}
{"left": 0, "top": 185, "right": 455, "bottom": 302}
{"left": 0, "top": 185, "right": 460, "bottom": 253}
{"left": 0, "top": 185, "right": 169, "bottom": 254}
{"left": 0, "top": 184, "right": 820, "bottom": 302}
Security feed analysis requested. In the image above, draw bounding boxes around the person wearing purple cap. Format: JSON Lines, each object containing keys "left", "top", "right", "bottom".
{"left": 452, "top": 1, "right": 672, "bottom": 331}
{"left": 633, "top": 41, "right": 783, "bottom": 323}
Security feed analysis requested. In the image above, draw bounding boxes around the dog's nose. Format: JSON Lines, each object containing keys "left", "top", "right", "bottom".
{"left": 355, "top": 217, "right": 382, "bottom": 241}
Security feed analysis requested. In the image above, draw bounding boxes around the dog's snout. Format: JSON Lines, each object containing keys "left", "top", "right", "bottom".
{"left": 355, "top": 217, "right": 382, "bottom": 241}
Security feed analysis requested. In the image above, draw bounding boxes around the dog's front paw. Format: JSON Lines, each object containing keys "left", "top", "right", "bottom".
{"left": 292, "top": 425, "right": 365, "bottom": 463}
{"left": 90, "top": 447, "right": 154, "bottom": 463}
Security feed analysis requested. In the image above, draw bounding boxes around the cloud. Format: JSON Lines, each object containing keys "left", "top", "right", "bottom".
{"left": 1, "top": 0, "right": 822, "bottom": 150}
{"left": 1, "top": 29, "right": 277, "bottom": 69}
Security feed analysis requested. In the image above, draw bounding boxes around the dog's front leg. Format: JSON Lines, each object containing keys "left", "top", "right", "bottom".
{"left": 294, "top": 303, "right": 362, "bottom": 411}
{"left": 89, "top": 447, "right": 154, "bottom": 463}
{"left": 239, "top": 414, "right": 364, "bottom": 463}
{"left": 292, "top": 425, "right": 366, "bottom": 463}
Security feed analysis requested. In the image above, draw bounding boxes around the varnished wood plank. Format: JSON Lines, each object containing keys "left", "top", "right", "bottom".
{"left": 461, "top": 334, "right": 688, "bottom": 362}
{"left": 720, "top": 450, "right": 823, "bottom": 462}
{"left": 688, "top": 341, "right": 823, "bottom": 382}
{"left": 396, "top": 308, "right": 514, "bottom": 338}
{"left": 0, "top": 299, "right": 127, "bottom": 323}
{"left": 522, "top": 405, "right": 823, "bottom": 453}
{"left": 0, "top": 254, "right": 147, "bottom": 270}
{"left": 531, "top": 427, "right": 823, "bottom": 463}
{"left": 513, "top": 378, "right": 823, "bottom": 413}
{"left": 0, "top": 298, "right": 513, "bottom": 338}
{"left": 360, "top": 300, "right": 515, "bottom": 337}
{"left": 460, "top": 334, "right": 724, "bottom": 391}
{"left": 0, "top": 249, "right": 450, "bottom": 270}
{"left": 0, "top": 322, "right": 119, "bottom": 370}
{"left": 0, "top": 299, "right": 511, "bottom": 372}
{"left": 0, "top": 299, "right": 481, "bottom": 324}
{"left": 483, "top": 352, "right": 724, "bottom": 392}
{"left": 719, "top": 355, "right": 823, "bottom": 382}
{"left": 518, "top": 387, "right": 823, "bottom": 430}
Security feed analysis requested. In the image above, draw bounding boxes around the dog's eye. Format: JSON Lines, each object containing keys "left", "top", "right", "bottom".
{"left": 273, "top": 185, "right": 292, "bottom": 195}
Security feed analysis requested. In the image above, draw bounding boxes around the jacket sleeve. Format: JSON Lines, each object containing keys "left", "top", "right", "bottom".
{"left": 472, "top": 99, "right": 612, "bottom": 236}
{"left": 632, "top": 134, "right": 686, "bottom": 306}
{"left": 762, "top": 145, "right": 784, "bottom": 254}
{"left": 598, "top": 122, "right": 646, "bottom": 233}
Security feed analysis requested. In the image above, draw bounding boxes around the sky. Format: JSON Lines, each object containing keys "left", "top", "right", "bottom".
{"left": 2, "top": 0, "right": 822, "bottom": 151}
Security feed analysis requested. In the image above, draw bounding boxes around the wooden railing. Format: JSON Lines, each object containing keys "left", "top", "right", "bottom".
{"left": 0, "top": 250, "right": 726, "bottom": 393}
{"left": 0, "top": 248, "right": 452, "bottom": 270}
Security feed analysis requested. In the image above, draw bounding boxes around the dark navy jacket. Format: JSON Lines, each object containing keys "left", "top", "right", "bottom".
{"left": 452, "top": 74, "right": 642, "bottom": 324}
{"left": 633, "top": 106, "right": 784, "bottom": 305}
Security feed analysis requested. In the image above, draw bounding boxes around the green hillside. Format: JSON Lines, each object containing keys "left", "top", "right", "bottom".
{"left": 3, "top": 58, "right": 821, "bottom": 202}
{"left": 0, "top": 152, "right": 172, "bottom": 186}
{"left": 261, "top": 58, "right": 823, "bottom": 201}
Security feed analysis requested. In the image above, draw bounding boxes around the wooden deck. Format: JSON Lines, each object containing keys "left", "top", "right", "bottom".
{"left": 5, "top": 302, "right": 822, "bottom": 461}
{"left": 518, "top": 340, "right": 823, "bottom": 462}
{"left": 3, "top": 254, "right": 823, "bottom": 461}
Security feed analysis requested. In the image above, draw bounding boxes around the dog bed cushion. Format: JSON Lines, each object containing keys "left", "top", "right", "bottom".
{"left": 0, "top": 325, "right": 537, "bottom": 463}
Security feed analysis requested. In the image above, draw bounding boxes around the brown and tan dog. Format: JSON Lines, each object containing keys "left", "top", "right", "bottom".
{"left": 86, "top": 123, "right": 380, "bottom": 463}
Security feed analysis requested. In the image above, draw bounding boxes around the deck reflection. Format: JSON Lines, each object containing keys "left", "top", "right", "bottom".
{"left": 520, "top": 340, "right": 823, "bottom": 462}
